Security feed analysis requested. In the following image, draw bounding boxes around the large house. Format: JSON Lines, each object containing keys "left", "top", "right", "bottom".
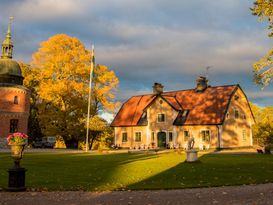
{"left": 111, "top": 77, "right": 255, "bottom": 150}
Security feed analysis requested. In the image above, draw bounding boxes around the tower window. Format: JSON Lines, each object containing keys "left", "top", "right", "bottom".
{"left": 10, "top": 119, "right": 19, "bottom": 133}
{"left": 14, "top": 96, "right": 18, "bottom": 104}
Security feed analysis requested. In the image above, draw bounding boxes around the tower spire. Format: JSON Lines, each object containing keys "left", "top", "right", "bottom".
{"left": 1, "top": 16, "right": 14, "bottom": 59}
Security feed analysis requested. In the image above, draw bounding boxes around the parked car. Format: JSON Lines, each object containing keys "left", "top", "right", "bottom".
{"left": 32, "top": 136, "right": 56, "bottom": 148}
{"left": 32, "top": 140, "right": 42, "bottom": 148}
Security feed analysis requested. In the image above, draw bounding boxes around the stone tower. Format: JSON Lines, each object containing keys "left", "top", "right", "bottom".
{"left": 0, "top": 17, "right": 30, "bottom": 148}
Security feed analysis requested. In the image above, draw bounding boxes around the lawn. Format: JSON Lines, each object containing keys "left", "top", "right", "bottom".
{"left": 0, "top": 151, "right": 273, "bottom": 191}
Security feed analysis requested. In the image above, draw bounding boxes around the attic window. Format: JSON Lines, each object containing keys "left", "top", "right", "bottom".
{"left": 157, "top": 114, "right": 165, "bottom": 122}
{"left": 234, "top": 95, "right": 239, "bottom": 100}
{"left": 159, "top": 100, "right": 163, "bottom": 104}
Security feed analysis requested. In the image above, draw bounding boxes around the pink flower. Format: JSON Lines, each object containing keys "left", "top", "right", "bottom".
{"left": 7, "top": 132, "right": 28, "bottom": 145}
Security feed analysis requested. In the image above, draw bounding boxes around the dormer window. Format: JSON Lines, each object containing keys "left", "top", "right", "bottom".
{"left": 138, "top": 111, "right": 148, "bottom": 125}
{"left": 141, "top": 111, "right": 147, "bottom": 119}
{"left": 14, "top": 96, "right": 18, "bottom": 104}
{"left": 182, "top": 110, "right": 188, "bottom": 117}
{"left": 157, "top": 114, "right": 165, "bottom": 122}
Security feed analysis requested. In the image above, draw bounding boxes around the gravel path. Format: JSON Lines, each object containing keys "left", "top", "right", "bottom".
{"left": 0, "top": 183, "right": 272, "bottom": 205}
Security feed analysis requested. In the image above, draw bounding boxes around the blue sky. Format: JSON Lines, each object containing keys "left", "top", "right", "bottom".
{"left": 1, "top": 0, "right": 273, "bottom": 110}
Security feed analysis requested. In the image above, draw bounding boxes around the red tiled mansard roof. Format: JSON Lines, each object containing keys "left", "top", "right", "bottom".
{"left": 111, "top": 85, "right": 239, "bottom": 126}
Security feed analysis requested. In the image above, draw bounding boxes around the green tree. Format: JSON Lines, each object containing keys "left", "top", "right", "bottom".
{"left": 251, "top": 0, "right": 273, "bottom": 86}
{"left": 31, "top": 34, "right": 118, "bottom": 142}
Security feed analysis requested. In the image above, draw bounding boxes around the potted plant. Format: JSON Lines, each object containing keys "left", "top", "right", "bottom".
{"left": 7, "top": 132, "right": 28, "bottom": 168}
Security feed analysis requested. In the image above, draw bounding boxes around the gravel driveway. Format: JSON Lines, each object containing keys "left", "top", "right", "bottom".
{"left": 0, "top": 183, "right": 272, "bottom": 205}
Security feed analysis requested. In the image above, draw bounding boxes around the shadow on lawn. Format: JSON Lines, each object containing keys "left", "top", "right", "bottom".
{"left": 126, "top": 152, "right": 273, "bottom": 190}
{"left": 88, "top": 153, "right": 159, "bottom": 190}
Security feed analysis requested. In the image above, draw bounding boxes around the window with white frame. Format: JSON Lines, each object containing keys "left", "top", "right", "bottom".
{"left": 184, "top": 130, "right": 190, "bottom": 141}
{"left": 169, "top": 132, "right": 173, "bottom": 142}
{"left": 200, "top": 130, "right": 210, "bottom": 143}
{"left": 122, "top": 132, "right": 128, "bottom": 142}
{"left": 157, "top": 114, "right": 165, "bottom": 122}
{"left": 226, "top": 112, "right": 230, "bottom": 119}
{"left": 135, "top": 132, "right": 141, "bottom": 142}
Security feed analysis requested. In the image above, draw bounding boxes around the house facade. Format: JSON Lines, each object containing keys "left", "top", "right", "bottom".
{"left": 111, "top": 77, "right": 255, "bottom": 150}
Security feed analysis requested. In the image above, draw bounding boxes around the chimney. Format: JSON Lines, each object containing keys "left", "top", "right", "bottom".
{"left": 153, "top": 82, "right": 164, "bottom": 94}
{"left": 195, "top": 76, "right": 208, "bottom": 92}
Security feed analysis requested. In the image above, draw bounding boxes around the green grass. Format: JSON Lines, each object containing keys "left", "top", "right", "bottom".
{"left": 0, "top": 151, "right": 273, "bottom": 191}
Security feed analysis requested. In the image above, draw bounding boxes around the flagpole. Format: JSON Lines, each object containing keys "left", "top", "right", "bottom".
{"left": 85, "top": 44, "right": 95, "bottom": 152}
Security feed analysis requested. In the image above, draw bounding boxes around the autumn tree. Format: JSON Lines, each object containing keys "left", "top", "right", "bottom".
{"left": 251, "top": 0, "right": 273, "bottom": 86}
{"left": 250, "top": 103, "right": 273, "bottom": 153}
{"left": 20, "top": 62, "right": 43, "bottom": 142}
{"left": 87, "top": 115, "right": 113, "bottom": 150}
{"left": 31, "top": 34, "right": 118, "bottom": 142}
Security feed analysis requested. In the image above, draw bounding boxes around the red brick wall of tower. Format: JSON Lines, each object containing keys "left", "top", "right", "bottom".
{"left": 0, "top": 86, "right": 30, "bottom": 148}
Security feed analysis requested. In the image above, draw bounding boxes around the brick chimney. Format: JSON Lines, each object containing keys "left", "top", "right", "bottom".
{"left": 153, "top": 82, "right": 164, "bottom": 94}
{"left": 195, "top": 76, "right": 208, "bottom": 92}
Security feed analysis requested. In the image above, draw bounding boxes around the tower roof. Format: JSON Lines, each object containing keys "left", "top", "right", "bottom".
{"left": 0, "top": 17, "right": 23, "bottom": 85}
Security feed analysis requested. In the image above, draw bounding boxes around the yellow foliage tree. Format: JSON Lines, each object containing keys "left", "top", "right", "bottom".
{"left": 31, "top": 34, "right": 119, "bottom": 141}
{"left": 20, "top": 62, "right": 43, "bottom": 141}
{"left": 251, "top": 0, "right": 273, "bottom": 86}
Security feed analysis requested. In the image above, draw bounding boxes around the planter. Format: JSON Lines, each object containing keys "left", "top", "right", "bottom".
{"left": 9, "top": 144, "right": 26, "bottom": 168}
{"left": 186, "top": 149, "right": 198, "bottom": 162}
{"left": 6, "top": 144, "right": 27, "bottom": 192}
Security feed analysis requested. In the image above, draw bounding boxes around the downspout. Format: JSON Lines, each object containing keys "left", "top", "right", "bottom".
{"left": 216, "top": 125, "right": 223, "bottom": 149}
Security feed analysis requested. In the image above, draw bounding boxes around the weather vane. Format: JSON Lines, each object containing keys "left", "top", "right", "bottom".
{"left": 9, "top": 16, "right": 14, "bottom": 26}
{"left": 205, "top": 66, "right": 211, "bottom": 78}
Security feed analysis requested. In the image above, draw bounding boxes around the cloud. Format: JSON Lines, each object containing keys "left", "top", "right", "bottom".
{"left": 11, "top": 0, "right": 87, "bottom": 21}
{"left": 0, "top": 0, "right": 273, "bottom": 106}
{"left": 247, "top": 91, "right": 273, "bottom": 100}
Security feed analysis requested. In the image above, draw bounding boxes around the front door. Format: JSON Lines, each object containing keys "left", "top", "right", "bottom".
{"left": 157, "top": 132, "right": 167, "bottom": 148}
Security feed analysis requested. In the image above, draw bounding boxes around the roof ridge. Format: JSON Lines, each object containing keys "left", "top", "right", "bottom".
{"left": 127, "top": 84, "right": 238, "bottom": 98}
{"left": 164, "top": 84, "right": 238, "bottom": 94}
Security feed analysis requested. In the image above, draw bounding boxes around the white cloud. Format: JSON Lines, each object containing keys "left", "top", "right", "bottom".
{"left": 96, "top": 23, "right": 271, "bottom": 78}
{"left": 247, "top": 91, "right": 273, "bottom": 100}
{"left": 12, "top": 0, "right": 88, "bottom": 21}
